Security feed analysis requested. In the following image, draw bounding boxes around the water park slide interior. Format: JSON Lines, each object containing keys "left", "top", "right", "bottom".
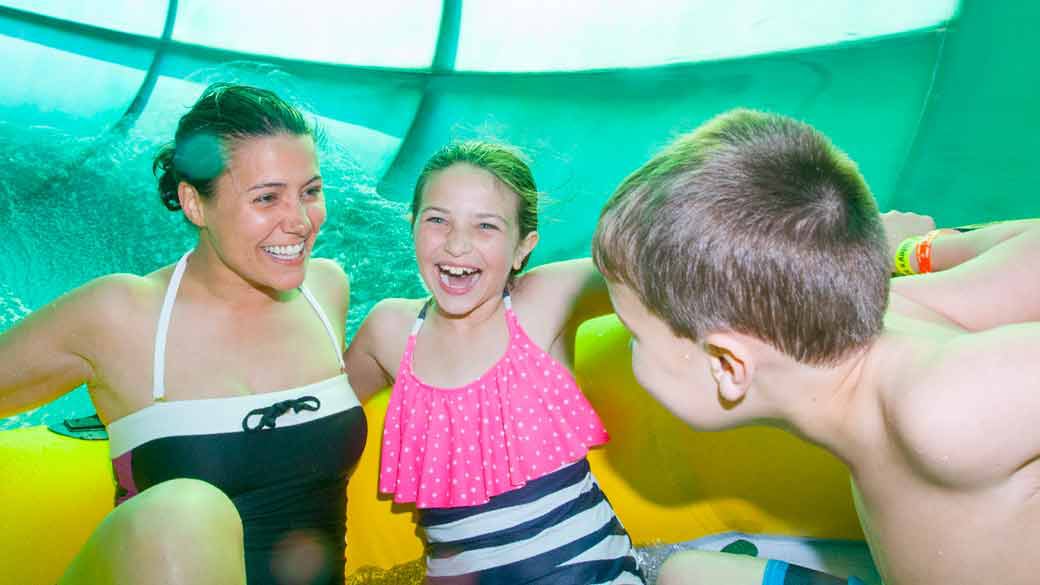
{"left": 2, "top": 1, "right": 1039, "bottom": 583}
{"left": 3, "top": 0, "right": 1039, "bottom": 434}
{"left": 0, "top": 316, "right": 861, "bottom": 584}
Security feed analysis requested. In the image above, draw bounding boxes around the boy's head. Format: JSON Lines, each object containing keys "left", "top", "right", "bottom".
{"left": 593, "top": 109, "right": 889, "bottom": 423}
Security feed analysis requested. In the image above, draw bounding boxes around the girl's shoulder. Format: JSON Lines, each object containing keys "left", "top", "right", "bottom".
{"left": 510, "top": 259, "right": 609, "bottom": 340}
{"left": 356, "top": 297, "right": 426, "bottom": 350}
{"left": 368, "top": 297, "right": 427, "bottom": 323}
{"left": 348, "top": 298, "right": 426, "bottom": 388}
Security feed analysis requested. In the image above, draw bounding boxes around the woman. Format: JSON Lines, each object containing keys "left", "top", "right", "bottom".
{"left": 0, "top": 83, "right": 366, "bottom": 585}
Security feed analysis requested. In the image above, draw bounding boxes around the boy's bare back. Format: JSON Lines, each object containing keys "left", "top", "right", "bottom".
{"left": 849, "top": 286, "right": 1040, "bottom": 585}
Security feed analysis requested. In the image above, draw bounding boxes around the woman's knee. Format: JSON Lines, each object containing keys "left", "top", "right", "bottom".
{"left": 118, "top": 478, "right": 242, "bottom": 543}
{"left": 60, "top": 479, "right": 245, "bottom": 585}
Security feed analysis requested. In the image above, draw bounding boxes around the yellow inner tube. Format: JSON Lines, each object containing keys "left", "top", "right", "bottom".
{"left": 0, "top": 316, "right": 861, "bottom": 583}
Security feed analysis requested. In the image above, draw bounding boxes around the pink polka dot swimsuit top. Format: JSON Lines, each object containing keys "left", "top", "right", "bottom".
{"left": 379, "top": 293, "right": 610, "bottom": 509}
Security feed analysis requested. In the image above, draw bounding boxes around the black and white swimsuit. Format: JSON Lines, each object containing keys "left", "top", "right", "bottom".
{"left": 107, "top": 252, "right": 367, "bottom": 585}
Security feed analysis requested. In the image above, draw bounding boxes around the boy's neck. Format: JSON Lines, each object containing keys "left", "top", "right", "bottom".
{"left": 751, "top": 344, "right": 880, "bottom": 466}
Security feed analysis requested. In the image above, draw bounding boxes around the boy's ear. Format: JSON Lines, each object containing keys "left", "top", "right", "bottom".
{"left": 513, "top": 230, "right": 540, "bottom": 271}
{"left": 703, "top": 332, "right": 754, "bottom": 403}
{"left": 179, "top": 182, "right": 206, "bottom": 228}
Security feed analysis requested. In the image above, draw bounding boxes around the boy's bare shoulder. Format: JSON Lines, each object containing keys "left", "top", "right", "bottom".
{"left": 881, "top": 323, "right": 1040, "bottom": 488}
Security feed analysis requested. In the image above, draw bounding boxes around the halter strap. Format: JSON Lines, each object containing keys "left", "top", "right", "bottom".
{"left": 152, "top": 252, "right": 191, "bottom": 401}
{"left": 152, "top": 252, "right": 345, "bottom": 401}
{"left": 404, "top": 291, "right": 514, "bottom": 366}
{"left": 299, "top": 285, "right": 347, "bottom": 371}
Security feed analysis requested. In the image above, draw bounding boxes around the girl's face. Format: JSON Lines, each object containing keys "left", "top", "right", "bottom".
{"left": 187, "top": 133, "right": 325, "bottom": 293}
{"left": 413, "top": 163, "right": 537, "bottom": 317}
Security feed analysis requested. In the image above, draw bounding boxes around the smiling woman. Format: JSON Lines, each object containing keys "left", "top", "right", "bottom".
{"left": 0, "top": 83, "right": 366, "bottom": 585}
{"left": 176, "top": 132, "right": 325, "bottom": 293}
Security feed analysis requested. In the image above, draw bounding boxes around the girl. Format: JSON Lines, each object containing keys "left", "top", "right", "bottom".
{"left": 345, "top": 141, "right": 645, "bottom": 584}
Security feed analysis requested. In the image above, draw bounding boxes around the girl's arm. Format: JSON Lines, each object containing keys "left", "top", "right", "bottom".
{"left": 518, "top": 258, "right": 612, "bottom": 362}
{"left": 343, "top": 300, "right": 408, "bottom": 403}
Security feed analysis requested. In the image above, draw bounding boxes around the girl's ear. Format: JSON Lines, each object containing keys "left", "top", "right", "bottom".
{"left": 179, "top": 182, "right": 206, "bottom": 228}
{"left": 513, "top": 231, "right": 540, "bottom": 271}
{"left": 703, "top": 332, "right": 755, "bottom": 403}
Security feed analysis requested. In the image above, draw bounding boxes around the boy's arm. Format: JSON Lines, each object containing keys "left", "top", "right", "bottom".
{"left": 890, "top": 220, "right": 1040, "bottom": 330}
{"left": 910, "top": 323, "right": 1040, "bottom": 479}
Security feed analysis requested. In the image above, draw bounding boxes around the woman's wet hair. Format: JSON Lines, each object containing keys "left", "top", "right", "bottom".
{"left": 153, "top": 83, "right": 313, "bottom": 211}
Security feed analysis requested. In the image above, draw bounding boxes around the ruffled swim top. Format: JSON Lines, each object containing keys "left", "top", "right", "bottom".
{"left": 379, "top": 294, "right": 609, "bottom": 509}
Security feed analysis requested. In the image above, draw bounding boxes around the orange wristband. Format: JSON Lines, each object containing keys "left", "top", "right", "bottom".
{"left": 915, "top": 229, "right": 942, "bottom": 274}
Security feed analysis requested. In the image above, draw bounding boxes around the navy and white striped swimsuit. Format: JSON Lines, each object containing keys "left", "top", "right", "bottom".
{"left": 421, "top": 458, "right": 643, "bottom": 584}
{"left": 107, "top": 252, "right": 367, "bottom": 585}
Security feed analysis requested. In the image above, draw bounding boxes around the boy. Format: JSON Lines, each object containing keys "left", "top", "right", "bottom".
{"left": 592, "top": 109, "right": 1040, "bottom": 585}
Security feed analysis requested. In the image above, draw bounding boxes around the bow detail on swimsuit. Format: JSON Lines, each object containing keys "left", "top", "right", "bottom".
{"left": 242, "top": 396, "right": 322, "bottom": 432}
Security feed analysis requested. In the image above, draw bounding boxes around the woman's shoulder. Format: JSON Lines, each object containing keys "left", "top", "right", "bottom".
{"left": 299, "top": 257, "right": 350, "bottom": 318}
{"left": 305, "top": 257, "right": 349, "bottom": 293}
{"left": 83, "top": 270, "right": 169, "bottom": 318}
{"left": 37, "top": 269, "right": 170, "bottom": 353}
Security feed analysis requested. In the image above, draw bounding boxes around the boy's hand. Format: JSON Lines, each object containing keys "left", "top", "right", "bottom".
{"left": 880, "top": 210, "right": 936, "bottom": 259}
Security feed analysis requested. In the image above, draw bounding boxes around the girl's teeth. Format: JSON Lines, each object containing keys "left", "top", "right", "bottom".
{"left": 441, "top": 265, "right": 476, "bottom": 276}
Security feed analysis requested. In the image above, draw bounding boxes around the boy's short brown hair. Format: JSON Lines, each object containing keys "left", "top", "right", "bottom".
{"left": 593, "top": 109, "right": 890, "bottom": 365}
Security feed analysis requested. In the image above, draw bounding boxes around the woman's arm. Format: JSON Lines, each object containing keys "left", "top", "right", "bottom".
{"left": 0, "top": 278, "right": 118, "bottom": 418}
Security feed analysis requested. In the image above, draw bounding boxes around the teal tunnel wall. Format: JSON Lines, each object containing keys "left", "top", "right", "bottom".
{"left": 1, "top": 0, "right": 1037, "bottom": 428}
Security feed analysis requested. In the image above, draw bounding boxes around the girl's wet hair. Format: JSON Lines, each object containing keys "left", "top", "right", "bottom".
{"left": 152, "top": 83, "right": 313, "bottom": 211}
{"left": 412, "top": 141, "right": 540, "bottom": 276}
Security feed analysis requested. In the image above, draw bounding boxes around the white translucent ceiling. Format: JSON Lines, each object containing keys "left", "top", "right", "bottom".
{"left": 3, "top": 0, "right": 959, "bottom": 71}
{"left": 174, "top": 0, "right": 443, "bottom": 68}
{"left": 0, "top": 0, "right": 961, "bottom": 190}
{"left": 2, "top": 0, "right": 167, "bottom": 36}
{"left": 457, "top": 0, "right": 960, "bottom": 71}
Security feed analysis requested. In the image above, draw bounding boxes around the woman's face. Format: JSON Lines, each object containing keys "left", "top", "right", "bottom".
{"left": 195, "top": 133, "right": 325, "bottom": 292}
{"left": 413, "top": 163, "right": 537, "bottom": 317}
